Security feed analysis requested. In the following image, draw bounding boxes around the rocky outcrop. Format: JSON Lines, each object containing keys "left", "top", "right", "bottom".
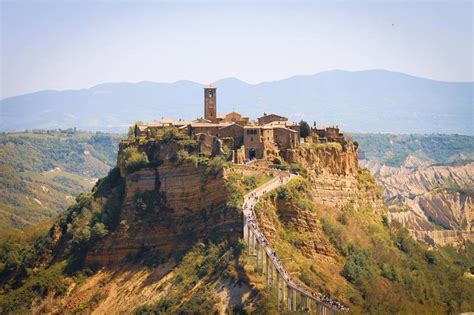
{"left": 87, "top": 140, "right": 363, "bottom": 264}
{"left": 288, "top": 143, "right": 383, "bottom": 210}
{"left": 86, "top": 160, "right": 240, "bottom": 265}
{"left": 291, "top": 144, "right": 359, "bottom": 176}
{"left": 363, "top": 156, "right": 474, "bottom": 246}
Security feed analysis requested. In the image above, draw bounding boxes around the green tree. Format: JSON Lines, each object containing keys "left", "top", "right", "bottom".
{"left": 122, "top": 147, "right": 149, "bottom": 174}
{"left": 91, "top": 222, "right": 108, "bottom": 239}
{"left": 127, "top": 126, "right": 135, "bottom": 139}
{"left": 299, "top": 120, "right": 311, "bottom": 138}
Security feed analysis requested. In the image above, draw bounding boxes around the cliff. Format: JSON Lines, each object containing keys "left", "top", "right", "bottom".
{"left": 370, "top": 158, "right": 474, "bottom": 246}
{"left": 247, "top": 165, "right": 474, "bottom": 314}
{"left": 87, "top": 157, "right": 240, "bottom": 265}
{"left": 3, "top": 138, "right": 474, "bottom": 315}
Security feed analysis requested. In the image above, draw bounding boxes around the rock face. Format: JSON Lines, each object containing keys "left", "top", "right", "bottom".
{"left": 87, "top": 160, "right": 240, "bottom": 265}
{"left": 362, "top": 157, "right": 474, "bottom": 246}
{"left": 290, "top": 144, "right": 383, "bottom": 210}
{"left": 87, "top": 141, "right": 364, "bottom": 264}
{"left": 292, "top": 144, "right": 359, "bottom": 176}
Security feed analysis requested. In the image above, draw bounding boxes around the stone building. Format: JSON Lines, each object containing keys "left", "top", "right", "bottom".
{"left": 257, "top": 113, "right": 288, "bottom": 125}
{"left": 204, "top": 85, "right": 217, "bottom": 122}
{"left": 134, "top": 85, "right": 346, "bottom": 164}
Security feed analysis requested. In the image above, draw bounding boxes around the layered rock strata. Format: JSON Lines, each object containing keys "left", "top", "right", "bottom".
{"left": 87, "top": 160, "right": 240, "bottom": 265}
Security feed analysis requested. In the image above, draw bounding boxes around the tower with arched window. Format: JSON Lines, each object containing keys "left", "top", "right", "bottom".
{"left": 204, "top": 85, "right": 217, "bottom": 122}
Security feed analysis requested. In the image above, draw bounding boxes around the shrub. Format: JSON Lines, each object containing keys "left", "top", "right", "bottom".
{"left": 134, "top": 191, "right": 157, "bottom": 218}
{"left": 380, "top": 263, "right": 399, "bottom": 282}
{"left": 425, "top": 251, "right": 437, "bottom": 265}
{"left": 242, "top": 176, "right": 257, "bottom": 189}
{"left": 91, "top": 223, "right": 108, "bottom": 239}
{"left": 342, "top": 243, "right": 373, "bottom": 284}
{"left": 299, "top": 120, "right": 311, "bottom": 138}
{"left": 161, "top": 127, "right": 186, "bottom": 142}
{"left": 277, "top": 187, "right": 287, "bottom": 199}
{"left": 93, "top": 167, "right": 121, "bottom": 197}
{"left": 205, "top": 156, "right": 226, "bottom": 177}
{"left": 173, "top": 149, "right": 190, "bottom": 165}
{"left": 290, "top": 163, "right": 308, "bottom": 177}
{"left": 320, "top": 217, "right": 345, "bottom": 252}
{"left": 122, "top": 147, "right": 149, "bottom": 174}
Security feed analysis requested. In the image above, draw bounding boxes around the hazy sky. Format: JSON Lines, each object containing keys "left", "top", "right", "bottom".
{"left": 1, "top": 0, "right": 472, "bottom": 99}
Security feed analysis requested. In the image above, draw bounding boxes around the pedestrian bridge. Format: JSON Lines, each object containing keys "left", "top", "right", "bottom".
{"left": 242, "top": 173, "right": 348, "bottom": 313}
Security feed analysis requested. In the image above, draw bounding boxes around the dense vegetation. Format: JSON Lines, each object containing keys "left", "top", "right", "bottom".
{"left": 252, "top": 175, "right": 474, "bottom": 314}
{"left": 0, "top": 166, "right": 125, "bottom": 313}
{"left": 0, "top": 131, "right": 122, "bottom": 230}
{"left": 353, "top": 133, "right": 474, "bottom": 166}
{"left": 134, "top": 241, "right": 246, "bottom": 314}
{"left": 1, "top": 131, "right": 473, "bottom": 312}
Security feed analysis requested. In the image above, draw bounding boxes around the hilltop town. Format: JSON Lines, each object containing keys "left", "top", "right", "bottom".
{"left": 131, "top": 85, "right": 351, "bottom": 164}
{"left": 1, "top": 84, "right": 473, "bottom": 314}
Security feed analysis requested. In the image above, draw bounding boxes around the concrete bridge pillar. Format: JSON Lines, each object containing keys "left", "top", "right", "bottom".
{"left": 252, "top": 232, "right": 256, "bottom": 255}
{"left": 271, "top": 264, "right": 274, "bottom": 288}
{"left": 293, "top": 288, "right": 297, "bottom": 311}
{"left": 265, "top": 253, "right": 269, "bottom": 286}
{"left": 303, "top": 294, "right": 310, "bottom": 311}
{"left": 276, "top": 273, "right": 281, "bottom": 305}
{"left": 287, "top": 286, "right": 291, "bottom": 311}
{"left": 243, "top": 213, "right": 248, "bottom": 239}
{"left": 256, "top": 242, "right": 260, "bottom": 271}
{"left": 247, "top": 227, "right": 251, "bottom": 255}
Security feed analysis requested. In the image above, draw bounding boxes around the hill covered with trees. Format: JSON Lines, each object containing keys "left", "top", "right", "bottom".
{"left": 0, "top": 131, "right": 122, "bottom": 231}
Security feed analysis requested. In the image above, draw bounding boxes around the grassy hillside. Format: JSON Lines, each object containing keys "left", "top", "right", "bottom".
{"left": 1, "top": 164, "right": 473, "bottom": 314}
{"left": 0, "top": 131, "right": 122, "bottom": 231}
{"left": 353, "top": 134, "right": 474, "bottom": 167}
{"left": 250, "top": 176, "right": 474, "bottom": 314}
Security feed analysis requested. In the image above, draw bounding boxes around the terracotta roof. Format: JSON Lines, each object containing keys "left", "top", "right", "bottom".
{"left": 273, "top": 126, "right": 297, "bottom": 133}
{"left": 264, "top": 121, "right": 298, "bottom": 127}
{"left": 219, "top": 123, "right": 244, "bottom": 130}
{"left": 258, "top": 113, "right": 287, "bottom": 119}
{"left": 189, "top": 122, "right": 231, "bottom": 128}
{"left": 192, "top": 118, "right": 212, "bottom": 123}
{"left": 147, "top": 119, "right": 191, "bottom": 127}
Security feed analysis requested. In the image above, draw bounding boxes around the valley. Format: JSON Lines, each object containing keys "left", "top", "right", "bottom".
{"left": 0, "top": 131, "right": 122, "bottom": 231}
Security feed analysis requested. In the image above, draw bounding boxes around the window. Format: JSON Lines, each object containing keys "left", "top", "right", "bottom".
{"left": 208, "top": 91, "right": 213, "bottom": 97}
{"left": 250, "top": 137, "right": 253, "bottom": 142}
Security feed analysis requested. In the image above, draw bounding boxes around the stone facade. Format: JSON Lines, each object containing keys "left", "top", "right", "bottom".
{"left": 133, "top": 85, "right": 351, "bottom": 164}
{"left": 257, "top": 113, "right": 288, "bottom": 125}
{"left": 204, "top": 85, "right": 217, "bottom": 122}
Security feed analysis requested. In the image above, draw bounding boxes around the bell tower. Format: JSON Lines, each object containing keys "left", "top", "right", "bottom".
{"left": 204, "top": 85, "right": 217, "bottom": 122}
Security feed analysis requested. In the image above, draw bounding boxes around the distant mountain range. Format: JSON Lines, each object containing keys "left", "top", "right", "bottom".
{"left": 1, "top": 70, "right": 472, "bottom": 134}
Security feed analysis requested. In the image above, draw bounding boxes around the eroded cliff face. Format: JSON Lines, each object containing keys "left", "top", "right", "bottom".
{"left": 86, "top": 159, "right": 240, "bottom": 265}
{"left": 289, "top": 144, "right": 382, "bottom": 210}
{"left": 252, "top": 169, "right": 387, "bottom": 309}
{"left": 366, "top": 158, "right": 474, "bottom": 246}
{"left": 291, "top": 144, "right": 359, "bottom": 176}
